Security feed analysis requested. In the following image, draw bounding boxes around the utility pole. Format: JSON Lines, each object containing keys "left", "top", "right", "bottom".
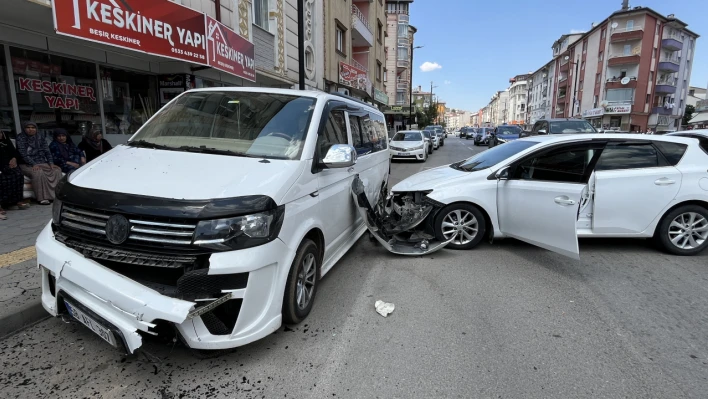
{"left": 297, "top": 0, "right": 305, "bottom": 90}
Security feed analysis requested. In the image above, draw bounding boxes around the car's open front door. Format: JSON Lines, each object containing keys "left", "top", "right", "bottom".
{"left": 497, "top": 180, "right": 584, "bottom": 259}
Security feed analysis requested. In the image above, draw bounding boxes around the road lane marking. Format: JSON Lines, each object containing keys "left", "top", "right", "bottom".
{"left": 0, "top": 246, "right": 36, "bottom": 268}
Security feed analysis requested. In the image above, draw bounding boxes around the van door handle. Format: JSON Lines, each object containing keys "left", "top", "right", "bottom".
{"left": 347, "top": 167, "right": 355, "bottom": 173}
{"left": 554, "top": 196, "right": 576, "bottom": 206}
{"left": 654, "top": 178, "right": 676, "bottom": 186}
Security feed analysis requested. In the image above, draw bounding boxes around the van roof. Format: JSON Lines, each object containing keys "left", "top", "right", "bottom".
{"left": 184, "top": 87, "right": 383, "bottom": 114}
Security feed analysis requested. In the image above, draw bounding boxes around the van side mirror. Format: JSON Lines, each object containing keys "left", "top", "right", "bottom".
{"left": 321, "top": 144, "right": 357, "bottom": 168}
{"left": 495, "top": 166, "right": 510, "bottom": 180}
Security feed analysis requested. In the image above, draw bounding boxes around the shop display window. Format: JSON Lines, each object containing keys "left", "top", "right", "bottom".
{"left": 11, "top": 47, "right": 100, "bottom": 138}
{"left": 0, "top": 45, "right": 15, "bottom": 137}
{"left": 100, "top": 67, "right": 158, "bottom": 135}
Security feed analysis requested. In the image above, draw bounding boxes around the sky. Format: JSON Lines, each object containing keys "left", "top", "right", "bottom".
{"left": 409, "top": 0, "right": 708, "bottom": 112}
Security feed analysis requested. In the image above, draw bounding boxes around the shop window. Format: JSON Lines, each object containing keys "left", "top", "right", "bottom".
{"left": 100, "top": 67, "right": 158, "bottom": 135}
{"left": 0, "top": 45, "right": 15, "bottom": 137}
{"left": 11, "top": 47, "right": 100, "bottom": 138}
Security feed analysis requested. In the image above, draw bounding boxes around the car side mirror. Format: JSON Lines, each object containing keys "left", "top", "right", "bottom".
{"left": 495, "top": 166, "right": 510, "bottom": 180}
{"left": 538, "top": 129, "right": 547, "bottom": 135}
{"left": 321, "top": 144, "right": 357, "bottom": 168}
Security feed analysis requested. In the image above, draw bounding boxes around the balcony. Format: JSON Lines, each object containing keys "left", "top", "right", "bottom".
{"left": 559, "top": 59, "right": 569, "bottom": 72}
{"left": 658, "top": 55, "right": 680, "bottom": 73}
{"left": 396, "top": 13, "right": 410, "bottom": 22}
{"left": 608, "top": 53, "right": 641, "bottom": 66}
{"left": 557, "top": 94, "right": 567, "bottom": 104}
{"left": 654, "top": 77, "right": 677, "bottom": 94}
{"left": 351, "top": 58, "right": 368, "bottom": 72}
{"left": 610, "top": 26, "right": 644, "bottom": 42}
{"left": 396, "top": 59, "right": 410, "bottom": 69}
{"left": 351, "top": 4, "right": 374, "bottom": 47}
{"left": 652, "top": 106, "right": 674, "bottom": 115}
{"left": 396, "top": 80, "right": 409, "bottom": 90}
{"left": 397, "top": 37, "right": 410, "bottom": 47}
{"left": 606, "top": 76, "right": 637, "bottom": 89}
{"left": 662, "top": 31, "right": 683, "bottom": 51}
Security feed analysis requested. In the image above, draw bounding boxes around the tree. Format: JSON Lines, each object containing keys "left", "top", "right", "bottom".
{"left": 424, "top": 102, "right": 439, "bottom": 127}
{"left": 682, "top": 104, "right": 695, "bottom": 126}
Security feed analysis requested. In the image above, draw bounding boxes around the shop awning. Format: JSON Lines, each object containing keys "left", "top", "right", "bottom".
{"left": 688, "top": 112, "right": 708, "bottom": 125}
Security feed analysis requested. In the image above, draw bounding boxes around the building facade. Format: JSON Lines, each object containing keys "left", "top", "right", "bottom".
{"left": 527, "top": 61, "right": 555, "bottom": 126}
{"left": 0, "top": 0, "right": 319, "bottom": 142}
{"left": 383, "top": 0, "right": 414, "bottom": 130}
{"left": 507, "top": 74, "right": 529, "bottom": 125}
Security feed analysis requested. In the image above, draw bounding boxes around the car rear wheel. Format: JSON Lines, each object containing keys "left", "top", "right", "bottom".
{"left": 434, "top": 203, "right": 487, "bottom": 250}
{"left": 283, "top": 239, "right": 319, "bottom": 324}
{"left": 654, "top": 205, "right": 708, "bottom": 256}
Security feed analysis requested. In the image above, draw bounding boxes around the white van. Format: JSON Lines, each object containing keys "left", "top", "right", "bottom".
{"left": 36, "top": 88, "right": 389, "bottom": 354}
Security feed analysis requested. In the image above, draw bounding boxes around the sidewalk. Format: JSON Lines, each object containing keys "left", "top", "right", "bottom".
{"left": 0, "top": 205, "right": 52, "bottom": 338}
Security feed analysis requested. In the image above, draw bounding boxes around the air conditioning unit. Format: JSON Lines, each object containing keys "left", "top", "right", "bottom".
{"left": 337, "top": 88, "right": 350, "bottom": 96}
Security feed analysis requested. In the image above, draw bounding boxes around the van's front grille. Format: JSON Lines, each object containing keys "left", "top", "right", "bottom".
{"left": 59, "top": 205, "right": 199, "bottom": 252}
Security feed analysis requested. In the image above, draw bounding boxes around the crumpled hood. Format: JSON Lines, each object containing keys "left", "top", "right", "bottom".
{"left": 392, "top": 164, "right": 468, "bottom": 192}
{"left": 68, "top": 145, "right": 304, "bottom": 203}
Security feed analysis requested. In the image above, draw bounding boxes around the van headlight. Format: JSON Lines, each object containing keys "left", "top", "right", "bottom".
{"left": 193, "top": 206, "right": 285, "bottom": 251}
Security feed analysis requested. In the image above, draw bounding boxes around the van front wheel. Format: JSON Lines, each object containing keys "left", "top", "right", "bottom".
{"left": 283, "top": 239, "right": 320, "bottom": 324}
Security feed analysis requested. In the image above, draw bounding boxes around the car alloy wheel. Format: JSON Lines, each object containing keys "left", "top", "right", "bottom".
{"left": 434, "top": 203, "right": 487, "bottom": 250}
{"left": 667, "top": 212, "right": 708, "bottom": 250}
{"left": 296, "top": 253, "right": 317, "bottom": 310}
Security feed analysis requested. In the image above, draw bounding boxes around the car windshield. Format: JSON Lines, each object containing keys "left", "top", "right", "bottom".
{"left": 549, "top": 121, "right": 596, "bottom": 134}
{"left": 495, "top": 126, "right": 522, "bottom": 134}
{"left": 392, "top": 132, "right": 423, "bottom": 141}
{"left": 422, "top": 131, "right": 432, "bottom": 138}
{"left": 451, "top": 140, "right": 539, "bottom": 172}
{"left": 129, "top": 91, "right": 316, "bottom": 160}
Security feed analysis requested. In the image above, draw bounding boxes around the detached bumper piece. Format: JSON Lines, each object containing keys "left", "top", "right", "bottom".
{"left": 351, "top": 176, "right": 452, "bottom": 256}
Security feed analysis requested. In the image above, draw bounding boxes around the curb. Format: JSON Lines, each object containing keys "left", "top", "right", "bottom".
{"left": 0, "top": 300, "right": 49, "bottom": 340}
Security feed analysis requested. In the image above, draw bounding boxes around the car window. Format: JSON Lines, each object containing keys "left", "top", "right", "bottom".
{"left": 369, "top": 112, "right": 388, "bottom": 151}
{"left": 653, "top": 141, "right": 688, "bottom": 166}
{"left": 318, "top": 110, "right": 348, "bottom": 157}
{"left": 532, "top": 122, "right": 543, "bottom": 133}
{"left": 422, "top": 131, "right": 431, "bottom": 139}
{"left": 496, "top": 126, "right": 521, "bottom": 135}
{"left": 674, "top": 134, "right": 708, "bottom": 154}
{"left": 452, "top": 140, "right": 539, "bottom": 172}
{"left": 349, "top": 115, "right": 366, "bottom": 154}
{"left": 595, "top": 143, "right": 663, "bottom": 171}
{"left": 549, "top": 121, "right": 596, "bottom": 134}
{"left": 513, "top": 144, "right": 599, "bottom": 183}
{"left": 392, "top": 132, "right": 422, "bottom": 141}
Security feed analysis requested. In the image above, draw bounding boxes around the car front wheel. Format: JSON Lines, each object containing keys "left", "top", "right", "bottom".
{"left": 655, "top": 205, "right": 708, "bottom": 255}
{"left": 434, "top": 203, "right": 487, "bottom": 250}
{"left": 283, "top": 239, "right": 319, "bottom": 324}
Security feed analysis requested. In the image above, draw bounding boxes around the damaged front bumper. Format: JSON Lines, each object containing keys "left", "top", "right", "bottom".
{"left": 351, "top": 176, "right": 452, "bottom": 255}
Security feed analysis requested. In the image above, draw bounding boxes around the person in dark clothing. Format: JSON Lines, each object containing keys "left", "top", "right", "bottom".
{"left": 16, "top": 121, "right": 63, "bottom": 205}
{"left": 49, "top": 128, "right": 86, "bottom": 173}
{"left": 0, "top": 130, "right": 31, "bottom": 219}
{"left": 78, "top": 129, "right": 112, "bottom": 162}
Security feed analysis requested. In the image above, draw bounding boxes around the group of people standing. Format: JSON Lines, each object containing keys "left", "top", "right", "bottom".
{"left": 0, "top": 122, "right": 112, "bottom": 220}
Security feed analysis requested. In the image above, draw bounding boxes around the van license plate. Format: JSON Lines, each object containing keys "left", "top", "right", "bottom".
{"left": 64, "top": 301, "right": 117, "bottom": 347}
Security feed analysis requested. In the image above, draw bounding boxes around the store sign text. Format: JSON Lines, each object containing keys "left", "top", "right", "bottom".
{"left": 604, "top": 104, "right": 631, "bottom": 114}
{"left": 206, "top": 16, "right": 256, "bottom": 81}
{"left": 19, "top": 78, "right": 96, "bottom": 110}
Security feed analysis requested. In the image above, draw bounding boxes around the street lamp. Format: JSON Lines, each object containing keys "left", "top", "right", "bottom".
{"left": 564, "top": 55, "right": 580, "bottom": 117}
{"left": 409, "top": 45, "right": 424, "bottom": 128}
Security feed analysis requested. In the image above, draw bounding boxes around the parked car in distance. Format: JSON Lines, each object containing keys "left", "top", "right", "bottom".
{"left": 489, "top": 125, "right": 523, "bottom": 148}
{"left": 473, "top": 127, "right": 494, "bottom": 145}
{"left": 421, "top": 130, "right": 435, "bottom": 154}
{"left": 389, "top": 131, "right": 429, "bottom": 162}
{"left": 37, "top": 88, "right": 391, "bottom": 354}
{"left": 356, "top": 134, "right": 708, "bottom": 258}
{"left": 459, "top": 127, "right": 471, "bottom": 139}
{"left": 522, "top": 118, "right": 597, "bottom": 137}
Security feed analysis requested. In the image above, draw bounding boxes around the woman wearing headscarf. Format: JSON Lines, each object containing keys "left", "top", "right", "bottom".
{"left": 0, "top": 130, "right": 30, "bottom": 219}
{"left": 16, "top": 121, "right": 63, "bottom": 205}
{"left": 49, "top": 128, "right": 86, "bottom": 173}
{"left": 78, "top": 128, "right": 112, "bottom": 162}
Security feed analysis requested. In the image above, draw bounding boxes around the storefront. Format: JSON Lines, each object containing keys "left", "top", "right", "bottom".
{"left": 582, "top": 103, "right": 633, "bottom": 131}
{"left": 0, "top": 0, "right": 259, "bottom": 142}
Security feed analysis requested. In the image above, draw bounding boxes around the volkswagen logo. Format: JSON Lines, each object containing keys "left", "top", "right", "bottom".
{"left": 105, "top": 214, "right": 130, "bottom": 245}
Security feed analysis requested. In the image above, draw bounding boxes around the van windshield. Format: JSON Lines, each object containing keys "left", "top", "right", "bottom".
{"left": 129, "top": 91, "right": 317, "bottom": 160}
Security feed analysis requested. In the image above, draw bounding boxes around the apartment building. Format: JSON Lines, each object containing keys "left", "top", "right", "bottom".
{"left": 560, "top": 3, "right": 699, "bottom": 132}
{"left": 382, "top": 0, "right": 415, "bottom": 130}
{"left": 470, "top": 112, "right": 479, "bottom": 127}
{"left": 507, "top": 74, "right": 529, "bottom": 125}
{"left": 527, "top": 61, "right": 555, "bottom": 125}
{"left": 324, "top": 0, "right": 387, "bottom": 107}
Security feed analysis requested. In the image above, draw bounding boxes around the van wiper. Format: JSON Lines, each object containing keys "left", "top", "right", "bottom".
{"left": 177, "top": 146, "right": 262, "bottom": 158}
{"left": 129, "top": 140, "right": 174, "bottom": 150}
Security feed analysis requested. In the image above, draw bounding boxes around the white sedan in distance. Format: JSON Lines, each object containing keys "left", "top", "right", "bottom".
{"left": 357, "top": 134, "right": 708, "bottom": 258}
{"left": 389, "top": 131, "right": 429, "bottom": 162}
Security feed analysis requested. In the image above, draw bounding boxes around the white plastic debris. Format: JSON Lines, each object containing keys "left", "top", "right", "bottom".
{"left": 375, "top": 300, "right": 395, "bottom": 317}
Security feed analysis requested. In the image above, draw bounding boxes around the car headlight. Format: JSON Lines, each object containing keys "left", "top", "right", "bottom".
{"left": 193, "top": 206, "right": 285, "bottom": 251}
{"left": 52, "top": 199, "right": 63, "bottom": 226}
{"left": 412, "top": 145, "right": 424, "bottom": 150}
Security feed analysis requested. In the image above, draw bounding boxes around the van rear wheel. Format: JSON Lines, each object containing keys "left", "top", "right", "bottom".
{"left": 283, "top": 239, "right": 320, "bottom": 324}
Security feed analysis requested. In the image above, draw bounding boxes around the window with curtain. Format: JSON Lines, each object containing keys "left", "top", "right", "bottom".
{"left": 254, "top": 0, "right": 269, "bottom": 30}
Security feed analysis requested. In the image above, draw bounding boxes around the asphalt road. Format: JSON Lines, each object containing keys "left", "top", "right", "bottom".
{"left": 2, "top": 136, "right": 707, "bottom": 399}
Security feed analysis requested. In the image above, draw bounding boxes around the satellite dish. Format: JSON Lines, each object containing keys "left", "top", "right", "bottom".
{"left": 611, "top": 22, "right": 618, "bottom": 29}
{"left": 620, "top": 77, "right": 631, "bottom": 85}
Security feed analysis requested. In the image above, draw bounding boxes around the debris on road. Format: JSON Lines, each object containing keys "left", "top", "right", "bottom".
{"left": 375, "top": 300, "right": 395, "bottom": 317}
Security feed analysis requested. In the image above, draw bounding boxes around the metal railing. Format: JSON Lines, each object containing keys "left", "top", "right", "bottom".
{"left": 609, "top": 52, "right": 640, "bottom": 59}
{"left": 351, "top": 59, "right": 368, "bottom": 72}
{"left": 351, "top": 4, "right": 372, "bottom": 32}
{"left": 656, "top": 76, "right": 677, "bottom": 86}
{"left": 396, "top": 80, "right": 408, "bottom": 90}
{"left": 659, "top": 54, "right": 680, "bottom": 64}
{"left": 612, "top": 25, "right": 644, "bottom": 33}
{"left": 606, "top": 76, "right": 637, "bottom": 83}
{"left": 663, "top": 31, "right": 683, "bottom": 41}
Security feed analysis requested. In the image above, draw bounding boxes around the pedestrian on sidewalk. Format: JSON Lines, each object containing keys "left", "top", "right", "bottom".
{"left": 0, "top": 130, "right": 30, "bottom": 220}
{"left": 78, "top": 127, "right": 112, "bottom": 163}
{"left": 16, "top": 121, "right": 63, "bottom": 206}
{"left": 49, "top": 128, "right": 86, "bottom": 173}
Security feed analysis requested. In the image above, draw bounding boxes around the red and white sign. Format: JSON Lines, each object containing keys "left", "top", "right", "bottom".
{"left": 206, "top": 16, "right": 256, "bottom": 82}
{"left": 339, "top": 62, "right": 371, "bottom": 93}
{"left": 19, "top": 77, "right": 96, "bottom": 110}
{"left": 53, "top": 0, "right": 207, "bottom": 65}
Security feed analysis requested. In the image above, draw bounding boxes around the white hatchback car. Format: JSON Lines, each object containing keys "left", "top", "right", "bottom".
{"left": 37, "top": 88, "right": 389, "bottom": 354}
{"left": 389, "top": 131, "right": 429, "bottom": 162}
{"left": 355, "top": 134, "right": 708, "bottom": 258}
